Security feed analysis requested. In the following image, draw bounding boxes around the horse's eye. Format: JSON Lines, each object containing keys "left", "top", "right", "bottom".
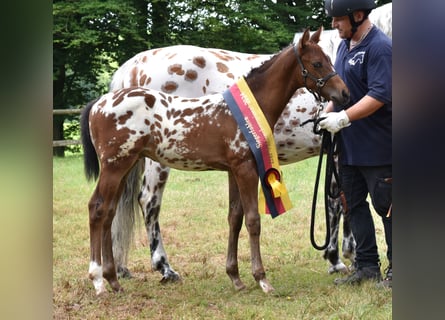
{"left": 313, "top": 62, "right": 322, "bottom": 68}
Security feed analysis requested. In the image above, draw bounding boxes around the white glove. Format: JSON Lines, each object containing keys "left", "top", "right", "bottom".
{"left": 319, "top": 110, "right": 351, "bottom": 133}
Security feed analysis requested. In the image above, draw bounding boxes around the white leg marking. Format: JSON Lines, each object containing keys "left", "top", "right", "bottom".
{"left": 259, "top": 279, "right": 275, "bottom": 293}
{"left": 89, "top": 261, "right": 107, "bottom": 295}
{"left": 328, "top": 261, "right": 349, "bottom": 274}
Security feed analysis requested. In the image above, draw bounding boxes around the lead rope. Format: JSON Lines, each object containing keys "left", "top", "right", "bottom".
{"left": 306, "top": 110, "right": 342, "bottom": 251}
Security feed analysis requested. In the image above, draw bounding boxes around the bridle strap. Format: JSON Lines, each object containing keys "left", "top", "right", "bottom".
{"left": 293, "top": 45, "right": 337, "bottom": 101}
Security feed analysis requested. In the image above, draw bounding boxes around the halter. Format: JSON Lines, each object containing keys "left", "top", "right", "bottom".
{"left": 293, "top": 44, "right": 337, "bottom": 102}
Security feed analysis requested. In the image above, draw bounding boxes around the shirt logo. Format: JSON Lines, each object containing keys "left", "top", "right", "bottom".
{"left": 348, "top": 51, "right": 365, "bottom": 66}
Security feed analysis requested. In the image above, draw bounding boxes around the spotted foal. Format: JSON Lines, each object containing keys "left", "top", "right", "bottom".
{"left": 81, "top": 28, "right": 350, "bottom": 295}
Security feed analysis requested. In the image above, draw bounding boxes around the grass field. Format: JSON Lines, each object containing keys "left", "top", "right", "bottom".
{"left": 53, "top": 155, "right": 392, "bottom": 319}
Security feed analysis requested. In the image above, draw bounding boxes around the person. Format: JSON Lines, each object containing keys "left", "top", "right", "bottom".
{"left": 320, "top": 0, "right": 392, "bottom": 287}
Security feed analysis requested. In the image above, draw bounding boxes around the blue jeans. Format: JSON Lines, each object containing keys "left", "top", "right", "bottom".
{"left": 341, "top": 165, "right": 392, "bottom": 268}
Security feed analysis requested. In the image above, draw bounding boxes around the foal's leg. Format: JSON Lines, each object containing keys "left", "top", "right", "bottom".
{"left": 88, "top": 158, "right": 138, "bottom": 295}
{"left": 88, "top": 169, "right": 126, "bottom": 295}
{"left": 233, "top": 167, "right": 274, "bottom": 293}
{"left": 139, "top": 159, "right": 180, "bottom": 282}
{"left": 101, "top": 199, "right": 123, "bottom": 293}
{"left": 226, "top": 173, "right": 246, "bottom": 291}
{"left": 88, "top": 185, "right": 108, "bottom": 295}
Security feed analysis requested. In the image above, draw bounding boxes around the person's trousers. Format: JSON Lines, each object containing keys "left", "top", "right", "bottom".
{"left": 341, "top": 165, "right": 392, "bottom": 268}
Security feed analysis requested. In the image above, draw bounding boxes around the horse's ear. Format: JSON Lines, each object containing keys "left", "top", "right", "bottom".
{"left": 299, "top": 28, "right": 310, "bottom": 50}
{"left": 310, "top": 26, "right": 323, "bottom": 44}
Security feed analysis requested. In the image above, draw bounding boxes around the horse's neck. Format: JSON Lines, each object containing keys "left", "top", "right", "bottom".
{"left": 246, "top": 46, "right": 300, "bottom": 128}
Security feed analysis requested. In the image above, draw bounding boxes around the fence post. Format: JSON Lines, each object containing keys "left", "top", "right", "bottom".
{"left": 52, "top": 108, "right": 83, "bottom": 148}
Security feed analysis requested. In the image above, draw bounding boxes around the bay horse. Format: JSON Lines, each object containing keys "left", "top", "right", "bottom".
{"left": 110, "top": 2, "right": 393, "bottom": 279}
{"left": 81, "top": 28, "right": 350, "bottom": 295}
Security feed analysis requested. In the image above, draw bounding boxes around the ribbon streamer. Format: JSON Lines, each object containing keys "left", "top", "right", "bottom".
{"left": 223, "top": 77, "right": 293, "bottom": 218}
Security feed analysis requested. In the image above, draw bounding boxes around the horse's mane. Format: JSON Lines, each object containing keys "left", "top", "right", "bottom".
{"left": 246, "top": 43, "right": 294, "bottom": 78}
{"left": 246, "top": 36, "right": 323, "bottom": 79}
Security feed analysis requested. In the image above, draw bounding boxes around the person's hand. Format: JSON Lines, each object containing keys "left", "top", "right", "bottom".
{"left": 319, "top": 110, "right": 350, "bottom": 133}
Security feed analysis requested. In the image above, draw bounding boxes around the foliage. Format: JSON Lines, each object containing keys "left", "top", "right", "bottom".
{"left": 165, "top": 0, "right": 311, "bottom": 53}
{"left": 53, "top": 0, "right": 149, "bottom": 107}
{"left": 63, "top": 118, "right": 81, "bottom": 154}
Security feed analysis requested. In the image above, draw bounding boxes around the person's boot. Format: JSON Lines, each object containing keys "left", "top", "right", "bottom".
{"left": 334, "top": 265, "right": 382, "bottom": 285}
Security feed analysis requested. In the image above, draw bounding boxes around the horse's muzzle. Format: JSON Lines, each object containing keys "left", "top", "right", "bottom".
{"left": 332, "top": 89, "right": 350, "bottom": 107}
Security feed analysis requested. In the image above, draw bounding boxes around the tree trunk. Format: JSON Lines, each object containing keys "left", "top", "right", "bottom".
{"left": 53, "top": 54, "right": 66, "bottom": 157}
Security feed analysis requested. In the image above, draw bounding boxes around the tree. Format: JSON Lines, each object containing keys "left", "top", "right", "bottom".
{"left": 310, "top": 0, "right": 393, "bottom": 28}
{"left": 53, "top": 0, "right": 149, "bottom": 156}
{"left": 149, "top": 0, "right": 170, "bottom": 48}
{"left": 160, "top": 0, "right": 315, "bottom": 53}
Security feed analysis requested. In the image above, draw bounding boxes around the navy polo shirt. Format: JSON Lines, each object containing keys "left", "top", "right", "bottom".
{"left": 333, "top": 27, "right": 392, "bottom": 166}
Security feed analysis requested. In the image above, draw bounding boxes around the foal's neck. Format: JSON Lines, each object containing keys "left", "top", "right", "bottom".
{"left": 246, "top": 46, "right": 301, "bottom": 129}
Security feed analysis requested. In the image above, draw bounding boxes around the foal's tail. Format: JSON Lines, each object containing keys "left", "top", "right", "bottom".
{"left": 80, "top": 98, "right": 100, "bottom": 181}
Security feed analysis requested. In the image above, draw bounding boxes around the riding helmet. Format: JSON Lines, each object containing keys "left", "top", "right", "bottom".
{"left": 324, "top": 0, "right": 376, "bottom": 17}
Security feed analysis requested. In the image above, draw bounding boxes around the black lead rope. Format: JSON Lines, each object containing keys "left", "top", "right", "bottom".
{"left": 308, "top": 120, "right": 342, "bottom": 250}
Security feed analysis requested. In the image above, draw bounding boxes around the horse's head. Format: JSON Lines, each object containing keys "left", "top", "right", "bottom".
{"left": 296, "top": 27, "right": 350, "bottom": 107}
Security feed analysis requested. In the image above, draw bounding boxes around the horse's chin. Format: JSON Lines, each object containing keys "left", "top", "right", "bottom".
{"left": 331, "top": 92, "right": 350, "bottom": 109}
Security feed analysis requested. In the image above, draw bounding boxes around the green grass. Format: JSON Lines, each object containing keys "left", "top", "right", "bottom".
{"left": 53, "top": 155, "right": 392, "bottom": 319}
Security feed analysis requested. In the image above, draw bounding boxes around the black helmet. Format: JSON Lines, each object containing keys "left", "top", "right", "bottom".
{"left": 324, "top": 0, "right": 376, "bottom": 17}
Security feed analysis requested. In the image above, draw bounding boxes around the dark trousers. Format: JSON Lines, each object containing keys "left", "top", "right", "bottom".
{"left": 341, "top": 165, "right": 392, "bottom": 268}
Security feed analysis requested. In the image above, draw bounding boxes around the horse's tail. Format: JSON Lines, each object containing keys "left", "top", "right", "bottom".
{"left": 80, "top": 98, "right": 100, "bottom": 181}
{"left": 112, "top": 159, "right": 144, "bottom": 271}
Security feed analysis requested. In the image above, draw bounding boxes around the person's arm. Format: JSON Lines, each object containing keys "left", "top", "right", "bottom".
{"left": 344, "top": 95, "right": 384, "bottom": 122}
{"left": 320, "top": 95, "right": 384, "bottom": 133}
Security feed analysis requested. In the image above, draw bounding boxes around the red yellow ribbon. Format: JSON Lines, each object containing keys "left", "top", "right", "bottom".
{"left": 223, "top": 77, "right": 293, "bottom": 217}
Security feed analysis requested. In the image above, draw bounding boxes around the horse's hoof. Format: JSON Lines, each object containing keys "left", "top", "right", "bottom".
{"left": 95, "top": 285, "right": 108, "bottom": 296}
{"left": 109, "top": 280, "right": 124, "bottom": 293}
{"left": 328, "top": 262, "right": 349, "bottom": 274}
{"left": 113, "top": 285, "right": 124, "bottom": 293}
{"left": 259, "top": 279, "right": 275, "bottom": 293}
{"left": 160, "top": 271, "right": 182, "bottom": 284}
{"left": 232, "top": 279, "right": 246, "bottom": 291}
{"left": 91, "top": 277, "right": 107, "bottom": 296}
